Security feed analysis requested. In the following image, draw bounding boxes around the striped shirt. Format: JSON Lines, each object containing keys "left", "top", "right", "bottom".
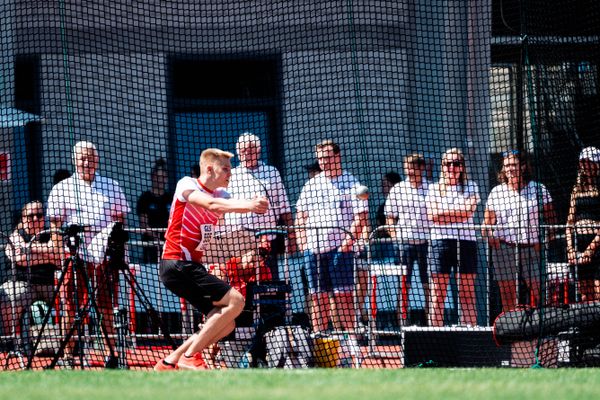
{"left": 162, "top": 177, "right": 222, "bottom": 263}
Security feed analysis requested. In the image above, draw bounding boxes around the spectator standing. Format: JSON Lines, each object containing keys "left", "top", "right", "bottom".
{"left": 426, "top": 148, "right": 480, "bottom": 327}
{"left": 224, "top": 133, "right": 295, "bottom": 278}
{"left": 46, "top": 141, "right": 130, "bottom": 365}
{"left": 483, "top": 150, "right": 554, "bottom": 311}
{"left": 385, "top": 153, "right": 430, "bottom": 323}
{"left": 137, "top": 159, "right": 172, "bottom": 263}
{"left": 295, "top": 140, "right": 368, "bottom": 332}
{"left": 566, "top": 147, "right": 600, "bottom": 302}
{"left": 375, "top": 171, "right": 401, "bottom": 237}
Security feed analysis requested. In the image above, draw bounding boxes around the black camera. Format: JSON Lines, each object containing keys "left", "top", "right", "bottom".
{"left": 105, "top": 222, "right": 129, "bottom": 270}
{"left": 63, "top": 224, "right": 85, "bottom": 252}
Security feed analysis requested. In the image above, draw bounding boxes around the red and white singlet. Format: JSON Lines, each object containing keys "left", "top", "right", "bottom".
{"left": 162, "top": 177, "right": 222, "bottom": 263}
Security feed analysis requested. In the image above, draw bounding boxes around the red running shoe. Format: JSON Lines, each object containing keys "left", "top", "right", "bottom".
{"left": 153, "top": 359, "right": 178, "bottom": 371}
{"left": 177, "top": 353, "right": 209, "bottom": 370}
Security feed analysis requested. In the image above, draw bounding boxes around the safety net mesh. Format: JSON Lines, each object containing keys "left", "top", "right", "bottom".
{"left": 1, "top": 0, "right": 600, "bottom": 370}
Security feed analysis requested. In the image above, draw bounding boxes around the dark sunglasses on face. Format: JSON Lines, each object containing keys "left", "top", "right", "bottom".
{"left": 25, "top": 212, "right": 44, "bottom": 219}
{"left": 444, "top": 160, "right": 463, "bottom": 167}
{"left": 408, "top": 160, "right": 426, "bottom": 168}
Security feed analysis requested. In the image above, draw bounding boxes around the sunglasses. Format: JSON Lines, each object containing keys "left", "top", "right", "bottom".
{"left": 25, "top": 212, "right": 44, "bottom": 219}
{"left": 444, "top": 160, "right": 464, "bottom": 167}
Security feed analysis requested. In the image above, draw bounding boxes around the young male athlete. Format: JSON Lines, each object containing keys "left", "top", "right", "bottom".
{"left": 154, "top": 148, "right": 269, "bottom": 370}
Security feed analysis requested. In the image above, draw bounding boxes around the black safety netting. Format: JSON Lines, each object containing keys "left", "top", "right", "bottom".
{"left": 1, "top": 0, "right": 600, "bottom": 370}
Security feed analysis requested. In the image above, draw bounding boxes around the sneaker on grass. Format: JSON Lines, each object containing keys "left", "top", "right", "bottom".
{"left": 177, "top": 353, "right": 209, "bottom": 370}
{"left": 153, "top": 358, "right": 178, "bottom": 371}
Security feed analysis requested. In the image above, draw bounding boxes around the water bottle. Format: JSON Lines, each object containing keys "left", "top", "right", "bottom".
{"left": 238, "top": 351, "right": 252, "bottom": 368}
{"left": 338, "top": 334, "right": 353, "bottom": 368}
{"left": 347, "top": 335, "right": 361, "bottom": 368}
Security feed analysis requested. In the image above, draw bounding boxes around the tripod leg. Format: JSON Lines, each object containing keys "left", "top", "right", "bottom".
{"left": 47, "top": 257, "right": 96, "bottom": 369}
{"left": 121, "top": 267, "right": 176, "bottom": 349}
{"left": 48, "top": 312, "right": 85, "bottom": 369}
{"left": 49, "top": 259, "right": 119, "bottom": 369}
{"left": 87, "top": 263, "right": 119, "bottom": 368}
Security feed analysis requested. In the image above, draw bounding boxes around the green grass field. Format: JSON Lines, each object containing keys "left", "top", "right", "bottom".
{"left": 0, "top": 369, "right": 599, "bottom": 400}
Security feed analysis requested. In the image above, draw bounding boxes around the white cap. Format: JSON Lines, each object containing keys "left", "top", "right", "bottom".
{"left": 579, "top": 147, "right": 600, "bottom": 163}
{"left": 355, "top": 185, "right": 369, "bottom": 198}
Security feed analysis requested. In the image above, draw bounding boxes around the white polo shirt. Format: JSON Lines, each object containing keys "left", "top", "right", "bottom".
{"left": 426, "top": 180, "right": 480, "bottom": 241}
{"left": 223, "top": 163, "right": 291, "bottom": 233}
{"left": 384, "top": 180, "right": 430, "bottom": 242}
{"left": 296, "top": 171, "right": 368, "bottom": 253}
{"left": 47, "top": 173, "right": 130, "bottom": 257}
{"left": 485, "top": 181, "right": 552, "bottom": 244}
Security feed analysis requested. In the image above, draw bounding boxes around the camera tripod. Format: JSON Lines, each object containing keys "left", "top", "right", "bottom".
{"left": 26, "top": 225, "right": 118, "bottom": 369}
{"left": 100, "top": 223, "right": 176, "bottom": 368}
{"left": 26, "top": 224, "right": 174, "bottom": 369}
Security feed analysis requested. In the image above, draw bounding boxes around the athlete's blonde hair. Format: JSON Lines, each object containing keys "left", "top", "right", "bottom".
{"left": 199, "top": 148, "right": 234, "bottom": 175}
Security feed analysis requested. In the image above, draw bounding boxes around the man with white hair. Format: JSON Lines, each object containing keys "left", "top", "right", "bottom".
{"left": 223, "top": 133, "right": 294, "bottom": 278}
{"left": 46, "top": 140, "right": 130, "bottom": 366}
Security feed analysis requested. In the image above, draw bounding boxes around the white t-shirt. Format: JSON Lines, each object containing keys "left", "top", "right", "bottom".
{"left": 47, "top": 173, "right": 130, "bottom": 258}
{"left": 485, "top": 181, "right": 552, "bottom": 244}
{"left": 384, "top": 180, "right": 430, "bottom": 241}
{"left": 426, "top": 180, "right": 480, "bottom": 241}
{"left": 296, "top": 171, "right": 368, "bottom": 253}
{"left": 223, "top": 163, "right": 291, "bottom": 233}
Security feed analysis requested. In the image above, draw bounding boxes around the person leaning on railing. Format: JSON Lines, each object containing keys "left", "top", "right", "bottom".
{"left": 295, "top": 139, "right": 369, "bottom": 333}
{"left": 426, "top": 148, "right": 480, "bottom": 327}
{"left": 0, "top": 201, "right": 61, "bottom": 338}
{"left": 384, "top": 153, "right": 430, "bottom": 324}
{"left": 482, "top": 150, "right": 555, "bottom": 312}
{"left": 566, "top": 146, "right": 600, "bottom": 302}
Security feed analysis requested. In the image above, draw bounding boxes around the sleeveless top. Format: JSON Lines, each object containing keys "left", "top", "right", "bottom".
{"left": 15, "top": 229, "right": 56, "bottom": 285}
{"left": 575, "top": 195, "right": 600, "bottom": 222}
{"left": 162, "top": 177, "right": 222, "bottom": 264}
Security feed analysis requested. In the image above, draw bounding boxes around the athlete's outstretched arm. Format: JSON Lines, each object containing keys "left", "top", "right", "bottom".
{"left": 184, "top": 189, "right": 269, "bottom": 215}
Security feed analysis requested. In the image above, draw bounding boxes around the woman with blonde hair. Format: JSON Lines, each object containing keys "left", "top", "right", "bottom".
{"left": 566, "top": 147, "right": 600, "bottom": 302}
{"left": 425, "top": 148, "right": 480, "bottom": 326}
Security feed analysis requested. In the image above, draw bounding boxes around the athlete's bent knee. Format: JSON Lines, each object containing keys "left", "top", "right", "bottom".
{"left": 228, "top": 289, "right": 245, "bottom": 316}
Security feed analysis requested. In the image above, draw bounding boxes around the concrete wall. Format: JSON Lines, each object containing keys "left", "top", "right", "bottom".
{"left": 38, "top": 53, "right": 168, "bottom": 223}
{"left": 6, "top": 0, "right": 492, "bottom": 228}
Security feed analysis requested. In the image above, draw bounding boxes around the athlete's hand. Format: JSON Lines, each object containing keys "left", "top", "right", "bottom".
{"left": 251, "top": 196, "right": 269, "bottom": 214}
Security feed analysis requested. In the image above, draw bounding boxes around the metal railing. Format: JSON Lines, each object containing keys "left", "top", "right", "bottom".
{"left": 364, "top": 223, "right": 588, "bottom": 358}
